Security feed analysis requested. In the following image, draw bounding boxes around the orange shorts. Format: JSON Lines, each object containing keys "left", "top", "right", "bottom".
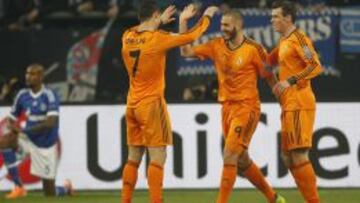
{"left": 281, "top": 110, "right": 315, "bottom": 151}
{"left": 222, "top": 101, "right": 260, "bottom": 154}
{"left": 126, "top": 98, "right": 172, "bottom": 147}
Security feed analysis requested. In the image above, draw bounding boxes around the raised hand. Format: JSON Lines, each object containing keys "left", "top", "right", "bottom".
{"left": 160, "top": 5, "right": 177, "bottom": 25}
{"left": 203, "top": 6, "right": 219, "bottom": 18}
{"left": 179, "top": 4, "right": 198, "bottom": 22}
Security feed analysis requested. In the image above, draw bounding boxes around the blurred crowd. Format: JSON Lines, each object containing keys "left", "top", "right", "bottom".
{"left": 222, "top": 0, "right": 359, "bottom": 9}
{"left": 0, "top": 0, "right": 359, "bottom": 104}
{"left": 1, "top": 0, "right": 359, "bottom": 31}
{"left": 0, "top": 0, "right": 139, "bottom": 31}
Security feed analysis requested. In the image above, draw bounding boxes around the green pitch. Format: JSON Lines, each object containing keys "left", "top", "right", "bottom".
{"left": 1, "top": 189, "right": 359, "bottom": 203}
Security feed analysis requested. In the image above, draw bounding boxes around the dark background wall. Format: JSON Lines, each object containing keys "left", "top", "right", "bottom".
{"left": 0, "top": 12, "right": 359, "bottom": 105}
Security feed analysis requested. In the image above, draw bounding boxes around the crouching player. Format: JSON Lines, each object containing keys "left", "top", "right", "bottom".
{"left": 0, "top": 64, "right": 73, "bottom": 199}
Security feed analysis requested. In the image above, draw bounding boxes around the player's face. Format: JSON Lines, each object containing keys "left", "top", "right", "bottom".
{"left": 271, "top": 8, "right": 287, "bottom": 33}
{"left": 25, "top": 67, "right": 43, "bottom": 87}
{"left": 221, "top": 16, "right": 237, "bottom": 41}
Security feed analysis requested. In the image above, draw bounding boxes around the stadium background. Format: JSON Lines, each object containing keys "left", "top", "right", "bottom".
{"left": 0, "top": 0, "right": 359, "bottom": 202}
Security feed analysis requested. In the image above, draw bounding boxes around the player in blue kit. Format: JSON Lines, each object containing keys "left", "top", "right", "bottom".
{"left": 0, "top": 64, "right": 73, "bottom": 198}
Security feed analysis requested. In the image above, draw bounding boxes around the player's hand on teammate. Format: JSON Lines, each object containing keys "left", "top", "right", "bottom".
{"left": 203, "top": 6, "right": 219, "bottom": 18}
{"left": 272, "top": 80, "right": 291, "bottom": 97}
{"left": 179, "top": 4, "right": 198, "bottom": 22}
{"left": 160, "top": 5, "right": 177, "bottom": 25}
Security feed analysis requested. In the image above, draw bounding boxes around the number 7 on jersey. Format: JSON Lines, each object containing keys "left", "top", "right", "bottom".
{"left": 130, "top": 50, "right": 141, "bottom": 77}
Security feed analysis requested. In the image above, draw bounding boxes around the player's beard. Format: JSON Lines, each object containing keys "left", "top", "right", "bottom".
{"left": 26, "top": 81, "right": 34, "bottom": 88}
{"left": 223, "top": 27, "right": 237, "bottom": 41}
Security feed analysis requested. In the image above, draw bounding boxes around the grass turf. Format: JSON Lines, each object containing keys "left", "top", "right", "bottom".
{"left": 0, "top": 189, "right": 359, "bottom": 203}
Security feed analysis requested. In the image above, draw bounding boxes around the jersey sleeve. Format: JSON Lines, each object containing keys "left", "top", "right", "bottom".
{"left": 253, "top": 45, "right": 272, "bottom": 78}
{"left": 155, "top": 16, "right": 210, "bottom": 51}
{"left": 45, "top": 89, "right": 59, "bottom": 116}
{"left": 9, "top": 90, "right": 25, "bottom": 120}
{"left": 292, "top": 35, "right": 323, "bottom": 81}
{"left": 192, "top": 40, "right": 214, "bottom": 60}
{"left": 267, "top": 46, "right": 279, "bottom": 66}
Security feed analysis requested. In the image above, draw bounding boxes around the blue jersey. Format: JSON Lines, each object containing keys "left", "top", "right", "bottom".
{"left": 10, "top": 86, "right": 60, "bottom": 148}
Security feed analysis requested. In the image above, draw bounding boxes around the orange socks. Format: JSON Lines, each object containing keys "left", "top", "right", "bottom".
{"left": 242, "top": 162, "right": 276, "bottom": 203}
{"left": 216, "top": 164, "right": 237, "bottom": 203}
{"left": 290, "top": 161, "right": 319, "bottom": 203}
{"left": 121, "top": 160, "right": 139, "bottom": 203}
{"left": 148, "top": 162, "right": 164, "bottom": 203}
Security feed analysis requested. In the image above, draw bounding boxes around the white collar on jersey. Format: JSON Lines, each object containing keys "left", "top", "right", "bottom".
{"left": 29, "top": 84, "right": 45, "bottom": 98}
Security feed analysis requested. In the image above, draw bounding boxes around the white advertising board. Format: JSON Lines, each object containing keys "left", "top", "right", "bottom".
{"left": 0, "top": 103, "right": 359, "bottom": 190}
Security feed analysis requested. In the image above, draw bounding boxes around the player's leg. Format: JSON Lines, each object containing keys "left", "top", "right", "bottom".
{"left": 3, "top": 149, "right": 23, "bottom": 187}
{"left": 122, "top": 146, "right": 145, "bottom": 203}
{"left": 54, "top": 179, "right": 74, "bottom": 196}
{"left": 2, "top": 133, "right": 27, "bottom": 199}
{"left": 42, "top": 178, "right": 73, "bottom": 197}
{"left": 144, "top": 98, "right": 172, "bottom": 203}
{"left": 42, "top": 178, "right": 56, "bottom": 196}
{"left": 289, "top": 148, "right": 319, "bottom": 203}
{"left": 26, "top": 138, "right": 70, "bottom": 197}
{"left": 122, "top": 106, "right": 146, "bottom": 203}
{"left": 281, "top": 110, "right": 319, "bottom": 203}
{"left": 3, "top": 148, "right": 27, "bottom": 199}
{"left": 147, "top": 146, "right": 166, "bottom": 203}
{"left": 235, "top": 110, "right": 284, "bottom": 203}
{"left": 216, "top": 104, "right": 239, "bottom": 203}
{"left": 238, "top": 150, "right": 277, "bottom": 203}
{"left": 216, "top": 144, "right": 241, "bottom": 203}
{"left": 238, "top": 150, "right": 286, "bottom": 203}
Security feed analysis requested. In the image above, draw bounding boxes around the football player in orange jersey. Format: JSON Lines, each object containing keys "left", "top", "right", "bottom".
{"left": 120, "top": 1, "right": 218, "bottom": 203}
{"left": 269, "top": 1, "right": 323, "bottom": 203}
{"left": 180, "top": 9, "right": 286, "bottom": 203}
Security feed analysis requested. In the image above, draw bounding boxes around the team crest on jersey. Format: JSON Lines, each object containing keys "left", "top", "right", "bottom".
{"left": 40, "top": 103, "right": 47, "bottom": 111}
{"left": 236, "top": 58, "right": 243, "bottom": 66}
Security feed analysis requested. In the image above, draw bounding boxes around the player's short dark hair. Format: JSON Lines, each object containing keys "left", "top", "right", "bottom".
{"left": 138, "top": 0, "right": 159, "bottom": 22}
{"left": 223, "top": 9, "right": 243, "bottom": 22}
{"left": 272, "top": 0, "right": 297, "bottom": 23}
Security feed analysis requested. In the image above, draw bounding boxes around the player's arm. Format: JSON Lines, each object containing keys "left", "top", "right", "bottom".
{"left": 287, "top": 39, "right": 323, "bottom": 85}
{"left": 267, "top": 46, "right": 279, "bottom": 66}
{"left": 179, "top": 4, "right": 197, "bottom": 57}
{"left": 18, "top": 116, "right": 58, "bottom": 135}
{"left": 254, "top": 45, "right": 282, "bottom": 99}
{"left": 20, "top": 90, "right": 59, "bottom": 135}
{"left": 264, "top": 68, "right": 278, "bottom": 90}
{"left": 266, "top": 46, "right": 280, "bottom": 90}
{"left": 179, "top": 5, "right": 215, "bottom": 59}
{"left": 7, "top": 90, "right": 25, "bottom": 135}
{"left": 157, "top": 6, "right": 218, "bottom": 51}
{"left": 253, "top": 46, "right": 278, "bottom": 90}
{"left": 8, "top": 90, "right": 25, "bottom": 122}
{"left": 272, "top": 39, "right": 324, "bottom": 97}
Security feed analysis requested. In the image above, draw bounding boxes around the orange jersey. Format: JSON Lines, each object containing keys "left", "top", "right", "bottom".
{"left": 268, "top": 29, "right": 323, "bottom": 111}
{"left": 193, "top": 37, "right": 270, "bottom": 107}
{"left": 122, "top": 17, "right": 210, "bottom": 107}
